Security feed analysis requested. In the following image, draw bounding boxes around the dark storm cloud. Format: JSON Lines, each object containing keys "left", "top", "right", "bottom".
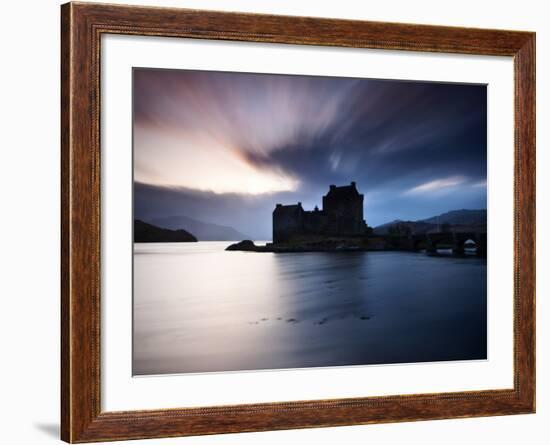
{"left": 134, "top": 68, "right": 487, "bottom": 236}
{"left": 241, "top": 80, "right": 486, "bottom": 192}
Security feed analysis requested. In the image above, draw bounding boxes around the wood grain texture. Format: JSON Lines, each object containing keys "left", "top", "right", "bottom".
{"left": 60, "top": 2, "right": 536, "bottom": 443}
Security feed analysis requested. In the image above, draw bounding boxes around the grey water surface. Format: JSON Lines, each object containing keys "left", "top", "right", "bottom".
{"left": 133, "top": 242, "right": 486, "bottom": 375}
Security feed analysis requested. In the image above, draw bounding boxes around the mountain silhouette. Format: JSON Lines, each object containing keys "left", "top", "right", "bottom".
{"left": 134, "top": 220, "right": 197, "bottom": 243}
{"left": 420, "top": 209, "right": 487, "bottom": 225}
{"left": 150, "top": 214, "right": 248, "bottom": 241}
{"left": 374, "top": 209, "right": 486, "bottom": 235}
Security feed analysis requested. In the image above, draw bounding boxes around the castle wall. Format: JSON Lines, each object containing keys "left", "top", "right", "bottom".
{"left": 302, "top": 210, "right": 326, "bottom": 235}
{"left": 272, "top": 183, "right": 368, "bottom": 243}
{"left": 273, "top": 205, "right": 304, "bottom": 243}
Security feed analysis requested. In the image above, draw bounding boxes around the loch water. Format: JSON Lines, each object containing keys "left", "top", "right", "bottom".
{"left": 133, "top": 242, "right": 487, "bottom": 375}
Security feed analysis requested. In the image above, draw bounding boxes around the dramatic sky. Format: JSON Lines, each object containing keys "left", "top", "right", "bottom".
{"left": 134, "top": 68, "right": 487, "bottom": 240}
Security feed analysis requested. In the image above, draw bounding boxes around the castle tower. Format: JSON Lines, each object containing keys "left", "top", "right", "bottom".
{"left": 322, "top": 181, "right": 366, "bottom": 236}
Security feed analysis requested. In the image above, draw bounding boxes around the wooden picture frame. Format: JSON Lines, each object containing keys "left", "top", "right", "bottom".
{"left": 61, "top": 2, "right": 535, "bottom": 442}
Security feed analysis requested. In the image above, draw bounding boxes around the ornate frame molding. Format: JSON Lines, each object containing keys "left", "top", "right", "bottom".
{"left": 61, "top": 2, "right": 535, "bottom": 442}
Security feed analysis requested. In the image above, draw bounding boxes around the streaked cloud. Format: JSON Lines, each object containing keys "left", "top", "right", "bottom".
{"left": 133, "top": 68, "right": 487, "bottom": 232}
{"left": 403, "top": 176, "right": 468, "bottom": 195}
{"left": 134, "top": 69, "right": 356, "bottom": 194}
{"left": 471, "top": 180, "right": 488, "bottom": 188}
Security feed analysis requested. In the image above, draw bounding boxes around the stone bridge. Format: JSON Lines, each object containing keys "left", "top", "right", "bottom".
{"left": 386, "top": 231, "right": 487, "bottom": 257}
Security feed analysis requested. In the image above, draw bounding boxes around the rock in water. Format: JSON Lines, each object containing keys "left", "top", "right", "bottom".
{"left": 225, "top": 240, "right": 258, "bottom": 251}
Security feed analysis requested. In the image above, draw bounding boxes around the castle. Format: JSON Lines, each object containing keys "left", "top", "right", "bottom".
{"left": 273, "top": 182, "right": 368, "bottom": 243}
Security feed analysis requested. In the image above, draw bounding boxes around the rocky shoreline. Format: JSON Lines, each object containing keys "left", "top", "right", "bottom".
{"left": 225, "top": 235, "right": 486, "bottom": 257}
{"left": 225, "top": 238, "right": 386, "bottom": 253}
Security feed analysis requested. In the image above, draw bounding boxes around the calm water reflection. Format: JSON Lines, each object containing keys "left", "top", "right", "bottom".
{"left": 133, "top": 242, "right": 487, "bottom": 375}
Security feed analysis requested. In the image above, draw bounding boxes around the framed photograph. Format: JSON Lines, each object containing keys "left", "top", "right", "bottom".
{"left": 61, "top": 2, "right": 535, "bottom": 442}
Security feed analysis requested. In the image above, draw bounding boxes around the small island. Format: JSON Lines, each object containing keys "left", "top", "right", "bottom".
{"left": 226, "top": 182, "right": 486, "bottom": 256}
{"left": 134, "top": 219, "right": 197, "bottom": 243}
